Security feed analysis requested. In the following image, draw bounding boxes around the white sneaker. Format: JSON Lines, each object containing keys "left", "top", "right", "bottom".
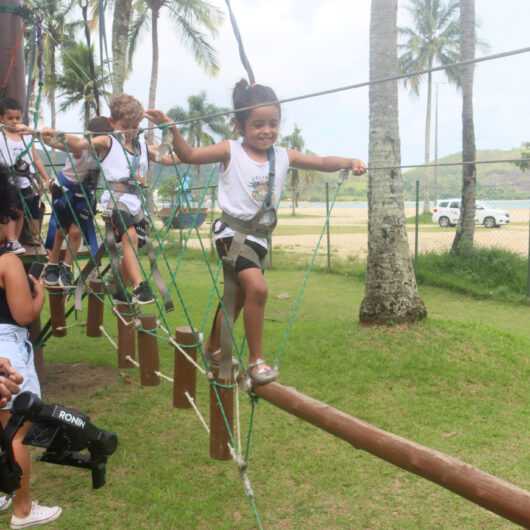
{"left": 4, "top": 240, "right": 26, "bottom": 255}
{"left": 0, "top": 495, "right": 12, "bottom": 512}
{"left": 10, "top": 502, "right": 62, "bottom": 529}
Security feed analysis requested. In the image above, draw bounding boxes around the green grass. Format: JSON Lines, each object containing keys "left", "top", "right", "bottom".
{"left": 405, "top": 211, "right": 433, "bottom": 225}
{"left": 31, "top": 255, "right": 530, "bottom": 529}
{"left": 415, "top": 248, "right": 529, "bottom": 303}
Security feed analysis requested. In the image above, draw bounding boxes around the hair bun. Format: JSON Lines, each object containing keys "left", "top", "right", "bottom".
{"left": 235, "top": 78, "right": 250, "bottom": 91}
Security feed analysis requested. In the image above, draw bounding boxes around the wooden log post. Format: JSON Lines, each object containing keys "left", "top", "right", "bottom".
{"left": 173, "top": 326, "right": 198, "bottom": 409}
{"left": 0, "top": 0, "right": 26, "bottom": 105}
{"left": 209, "top": 374, "right": 234, "bottom": 461}
{"left": 137, "top": 315, "right": 160, "bottom": 386}
{"left": 86, "top": 280, "right": 104, "bottom": 337}
{"left": 116, "top": 304, "right": 136, "bottom": 368}
{"left": 254, "top": 382, "right": 530, "bottom": 528}
{"left": 48, "top": 291, "right": 67, "bottom": 337}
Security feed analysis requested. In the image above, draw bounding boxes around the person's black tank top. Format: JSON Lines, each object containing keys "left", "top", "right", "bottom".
{"left": 0, "top": 287, "right": 17, "bottom": 326}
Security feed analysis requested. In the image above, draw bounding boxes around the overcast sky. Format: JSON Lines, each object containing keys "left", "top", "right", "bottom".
{"left": 51, "top": 0, "right": 530, "bottom": 165}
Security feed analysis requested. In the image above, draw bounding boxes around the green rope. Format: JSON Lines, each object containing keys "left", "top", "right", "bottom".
{"left": 273, "top": 178, "right": 345, "bottom": 368}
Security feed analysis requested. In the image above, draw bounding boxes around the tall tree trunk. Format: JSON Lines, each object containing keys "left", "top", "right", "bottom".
{"left": 82, "top": 2, "right": 100, "bottom": 115}
{"left": 451, "top": 0, "right": 476, "bottom": 254}
{"left": 48, "top": 44, "right": 57, "bottom": 129}
{"left": 0, "top": 0, "right": 26, "bottom": 105}
{"left": 423, "top": 64, "right": 433, "bottom": 213}
{"left": 359, "top": 0, "right": 427, "bottom": 325}
{"left": 147, "top": 3, "right": 161, "bottom": 144}
{"left": 111, "top": 0, "right": 133, "bottom": 95}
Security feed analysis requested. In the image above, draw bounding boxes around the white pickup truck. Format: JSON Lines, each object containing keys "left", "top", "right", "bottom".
{"left": 432, "top": 199, "right": 510, "bottom": 228}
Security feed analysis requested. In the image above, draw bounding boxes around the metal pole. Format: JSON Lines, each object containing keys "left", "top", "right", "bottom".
{"left": 254, "top": 381, "right": 530, "bottom": 528}
{"left": 527, "top": 210, "right": 530, "bottom": 298}
{"left": 0, "top": 0, "right": 26, "bottom": 106}
{"left": 434, "top": 84, "right": 439, "bottom": 204}
{"left": 414, "top": 180, "right": 420, "bottom": 265}
{"left": 210, "top": 186, "right": 216, "bottom": 257}
{"left": 326, "top": 182, "right": 331, "bottom": 272}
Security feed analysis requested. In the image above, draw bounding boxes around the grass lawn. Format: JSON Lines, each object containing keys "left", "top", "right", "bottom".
{"left": 32, "top": 256, "right": 530, "bottom": 529}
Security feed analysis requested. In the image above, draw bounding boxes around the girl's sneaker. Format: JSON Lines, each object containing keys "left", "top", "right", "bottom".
{"left": 10, "top": 502, "right": 62, "bottom": 529}
{"left": 132, "top": 281, "right": 155, "bottom": 305}
{"left": 43, "top": 264, "right": 60, "bottom": 287}
{"left": 0, "top": 495, "right": 12, "bottom": 512}
{"left": 4, "top": 240, "right": 26, "bottom": 255}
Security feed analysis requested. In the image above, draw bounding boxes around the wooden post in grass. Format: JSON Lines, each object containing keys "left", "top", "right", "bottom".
{"left": 49, "top": 291, "right": 67, "bottom": 337}
{"left": 116, "top": 304, "right": 136, "bottom": 368}
{"left": 173, "top": 326, "right": 198, "bottom": 408}
{"left": 209, "top": 373, "right": 234, "bottom": 460}
{"left": 253, "top": 382, "right": 530, "bottom": 528}
{"left": 137, "top": 315, "right": 160, "bottom": 386}
{"left": 86, "top": 280, "right": 104, "bottom": 337}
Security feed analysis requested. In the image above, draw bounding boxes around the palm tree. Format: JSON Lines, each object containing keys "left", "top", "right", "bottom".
{"left": 167, "top": 92, "right": 230, "bottom": 148}
{"left": 27, "top": 0, "right": 78, "bottom": 128}
{"left": 56, "top": 41, "right": 110, "bottom": 128}
{"left": 111, "top": 0, "right": 133, "bottom": 94}
{"left": 166, "top": 92, "right": 229, "bottom": 188}
{"left": 129, "top": 0, "right": 223, "bottom": 141}
{"left": 359, "top": 0, "right": 427, "bottom": 325}
{"left": 281, "top": 125, "right": 305, "bottom": 216}
{"left": 451, "top": 0, "right": 476, "bottom": 253}
{"left": 399, "top": 0, "right": 460, "bottom": 213}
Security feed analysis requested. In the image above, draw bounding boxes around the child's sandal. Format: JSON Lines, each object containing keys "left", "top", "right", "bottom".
{"left": 247, "top": 359, "right": 278, "bottom": 385}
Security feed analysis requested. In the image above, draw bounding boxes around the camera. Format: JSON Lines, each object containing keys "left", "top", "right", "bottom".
{"left": 0, "top": 392, "right": 118, "bottom": 494}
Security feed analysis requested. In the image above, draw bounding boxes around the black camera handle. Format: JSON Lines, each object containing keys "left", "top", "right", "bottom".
{"left": 0, "top": 392, "right": 118, "bottom": 494}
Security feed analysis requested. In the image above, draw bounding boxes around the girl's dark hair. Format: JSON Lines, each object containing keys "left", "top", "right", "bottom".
{"left": 87, "top": 116, "right": 113, "bottom": 136}
{"left": 232, "top": 79, "right": 280, "bottom": 128}
{"left": 0, "top": 165, "right": 18, "bottom": 224}
{"left": 0, "top": 97, "right": 22, "bottom": 116}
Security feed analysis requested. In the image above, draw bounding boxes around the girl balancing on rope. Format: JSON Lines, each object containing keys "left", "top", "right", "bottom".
{"left": 41, "top": 94, "right": 178, "bottom": 305}
{"left": 146, "top": 79, "right": 367, "bottom": 385}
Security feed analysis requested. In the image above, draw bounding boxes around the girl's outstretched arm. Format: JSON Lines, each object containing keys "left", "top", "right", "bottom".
{"left": 145, "top": 110, "right": 230, "bottom": 167}
{"left": 289, "top": 149, "right": 366, "bottom": 175}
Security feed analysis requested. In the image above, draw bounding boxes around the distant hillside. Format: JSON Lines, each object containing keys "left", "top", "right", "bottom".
{"left": 403, "top": 148, "right": 528, "bottom": 200}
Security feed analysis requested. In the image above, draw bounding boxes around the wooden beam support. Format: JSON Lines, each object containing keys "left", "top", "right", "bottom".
{"left": 254, "top": 382, "right": 530, "bottom": 528}
{"left": 86, "top": 280, "right": 104, "bottom": 337}
{"left": 172, "top": 326, "right": 198, "bottom": 409}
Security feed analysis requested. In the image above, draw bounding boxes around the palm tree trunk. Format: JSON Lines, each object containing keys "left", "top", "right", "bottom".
{"left": 423, "top": 64, "right": 433, "bottom": 213}
{"left": 111, "top": 0, "right": 133, "bottom": 95}
{"left": 147, "top": 3, "right": 161, "bottom": 144}
{"left": 49, "top": 46, "right": 57, "bottom": 129}
{"left": 451, "top": 0, "right": 476, "bottom": 254}
{"left": 359, "top": 0, "right": 427, "bottom": 325}
{"left": 81, "top": 2, "right": 100, "bottom": 116}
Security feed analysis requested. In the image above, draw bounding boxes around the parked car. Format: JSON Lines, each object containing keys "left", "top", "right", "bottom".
{"left": 432, "top": 199, "right": 510, "bottom": 228}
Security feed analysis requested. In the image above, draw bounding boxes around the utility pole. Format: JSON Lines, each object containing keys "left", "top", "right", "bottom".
{"left": 0, "top": 0, "right": 26, "bottom": 107}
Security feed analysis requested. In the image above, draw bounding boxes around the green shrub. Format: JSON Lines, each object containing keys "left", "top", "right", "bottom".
{"left": 415, "top": 248, "right": 528, "bottom": 303}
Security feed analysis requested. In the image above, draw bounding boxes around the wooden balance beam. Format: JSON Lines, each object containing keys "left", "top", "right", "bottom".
{"left": 253, "top": 382, "right": 530, "bottom": 528}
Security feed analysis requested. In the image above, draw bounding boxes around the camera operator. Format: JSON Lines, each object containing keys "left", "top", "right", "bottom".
{"left": 0, "top": 357, "right": 22, "bottom": 407}
{"left": 0, "top": 165, "right": 62, "bottom": 528}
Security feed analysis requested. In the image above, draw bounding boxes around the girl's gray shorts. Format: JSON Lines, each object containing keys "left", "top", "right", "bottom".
{"left": 0, "top": 323, "right": 41, "bottom": 410}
